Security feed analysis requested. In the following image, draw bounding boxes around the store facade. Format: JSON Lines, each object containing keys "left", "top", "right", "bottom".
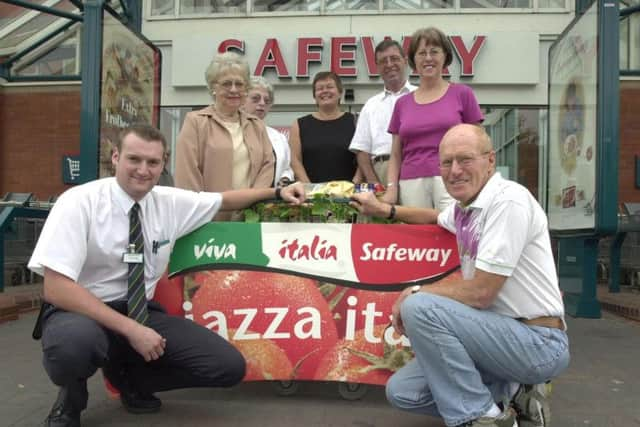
{"left": 141, "top": 3, "right": 575, "bottom": 201}
{"left": 3, "top": 0, "right": 639, "bottom": 205}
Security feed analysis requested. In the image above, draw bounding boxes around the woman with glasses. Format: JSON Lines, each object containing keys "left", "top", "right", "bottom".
{"left": 289, "top": 71, "right": 359, "bottom": 183}
{"left": 174, "top": 52, "right": 275, "bottom": 220}
{"left": 242, "top": 76, "right": 294, "bottom": 188}
{"left": 382, "top": 27, "right": 483, "bottom": 210}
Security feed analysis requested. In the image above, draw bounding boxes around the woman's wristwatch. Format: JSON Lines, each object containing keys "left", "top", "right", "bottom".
{"left": 387, "top": 204, "right": 396, "bottom": 220}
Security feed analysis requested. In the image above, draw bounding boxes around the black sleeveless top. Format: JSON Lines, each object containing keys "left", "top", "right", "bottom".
{"left": 298, "top": 112, "right": 357, "bottom": 183}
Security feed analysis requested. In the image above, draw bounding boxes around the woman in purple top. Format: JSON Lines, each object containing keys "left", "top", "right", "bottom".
{"left": 382, "top": 27, "right": 483, "bottom": 209}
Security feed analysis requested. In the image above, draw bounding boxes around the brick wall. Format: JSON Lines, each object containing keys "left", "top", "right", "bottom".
{"left": 619, "top": 80, "right": 640, "bottom": 204}
{"left": 0, "top": 81, "right": 638, "bottom": 203}
{"left": 0, "top": 85, "right": 81, "bottom": 200}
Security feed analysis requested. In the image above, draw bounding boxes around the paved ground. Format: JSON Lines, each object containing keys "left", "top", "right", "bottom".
{"left": 1, "top": 309, "right": 639, "bottom": 427}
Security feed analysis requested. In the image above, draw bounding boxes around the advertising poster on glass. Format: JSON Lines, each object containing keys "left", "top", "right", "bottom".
{"left": 98, "top": 11, "right": 161, "bottom": 178}
{"left": 547, "top": 2, "right": 598, "bottom": 232}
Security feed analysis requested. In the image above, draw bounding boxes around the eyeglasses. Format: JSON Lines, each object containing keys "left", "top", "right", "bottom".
{"left": 439, "top": 151, "right": 491, "bottom": 169}
{"left": 248, "top": 94, "right": 273, "bottom": 105}
{"left": 376, "top": 55, "right": 404, "bottom": 66}
{"left": 217, "top": 80, "right": 247, "bottom": 91}
{"left": 416, "top": 48, "right": 444, "bottom": 58}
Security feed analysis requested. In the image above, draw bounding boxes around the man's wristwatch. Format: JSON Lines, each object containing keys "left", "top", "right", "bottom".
{"left": 275, "top": 187, "right": 283, "bottom": 200}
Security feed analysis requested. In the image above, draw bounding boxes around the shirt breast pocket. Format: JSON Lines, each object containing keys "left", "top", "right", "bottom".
{"left": 149, "top": 241, "right": 172, "bottom": 277}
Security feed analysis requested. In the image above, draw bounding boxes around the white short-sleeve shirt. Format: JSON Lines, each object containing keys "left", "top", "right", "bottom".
{"left": 28, "top": 178, "right": 222, "bottom": 302}
{"left": 267, "top": 126, "right": 294, "bottom": 183}
{"left": 349, "top": 81, "right": 416, "bottom": 157}
{"left": 438, "top": 173, "right": 564, "bottom": 320}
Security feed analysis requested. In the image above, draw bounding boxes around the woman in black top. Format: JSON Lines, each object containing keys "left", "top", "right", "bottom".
{"left": 289, "top": 71, "right": 358, "bottom": 183}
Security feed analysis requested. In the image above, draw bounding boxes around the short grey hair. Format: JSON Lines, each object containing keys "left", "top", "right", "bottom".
{"left": 204, "top": 51, "right": 251, "bottom": 95}
{"left": 249, "top": 76, "right": 275, "bottom": 104}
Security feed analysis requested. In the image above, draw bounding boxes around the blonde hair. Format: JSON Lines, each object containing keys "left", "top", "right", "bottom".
{"left": 249, "top": 76, "right": 275, "bottom": 104}
{"left": 204, "top": 51, "right": 251, "bottom": 95}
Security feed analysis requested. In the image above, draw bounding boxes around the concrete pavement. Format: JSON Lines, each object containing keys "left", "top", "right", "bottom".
{"left": 1, "top": 310, "right": 640, "bottom": 427}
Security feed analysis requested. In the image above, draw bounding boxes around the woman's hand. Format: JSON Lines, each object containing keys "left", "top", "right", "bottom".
{"left": 280, "top": 182, "right": 306, "bottom": 205}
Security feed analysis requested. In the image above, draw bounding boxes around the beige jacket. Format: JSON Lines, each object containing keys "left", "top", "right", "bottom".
{"left": 174, "top": 105, "right": 275, "bottom": 220}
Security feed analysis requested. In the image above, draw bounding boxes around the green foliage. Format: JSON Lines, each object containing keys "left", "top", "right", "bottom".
{"left": 243, "top": 195, "right": 399, "bottom": 224}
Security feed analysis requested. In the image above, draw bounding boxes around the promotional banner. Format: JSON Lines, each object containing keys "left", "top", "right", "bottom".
{"left": 547, "top": 2, "right": 598, "bottom": 231}
{"left": 169, "top": 223, "right": 459, "bottom": 287}
{"left": 98, "top": 12, "right": 161, "bottom": 178}
{"left": 157, "top": 223, "right": 461, "bottom": 385}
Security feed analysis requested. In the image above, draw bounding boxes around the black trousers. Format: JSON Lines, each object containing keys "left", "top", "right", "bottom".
{"left": 40, "top": 300, "right": 246, "bottom": 405}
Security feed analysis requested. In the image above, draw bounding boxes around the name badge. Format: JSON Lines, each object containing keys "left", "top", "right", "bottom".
{"left": 123, "top": 243, "right": 143, "bottom": 264}
{"left": 123, "top": 253, "right": 144, "bottom": 264}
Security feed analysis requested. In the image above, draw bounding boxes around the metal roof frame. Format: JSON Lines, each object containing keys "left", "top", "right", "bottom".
{"left": 0, "top": 0, "right": 141, "bottom": 81}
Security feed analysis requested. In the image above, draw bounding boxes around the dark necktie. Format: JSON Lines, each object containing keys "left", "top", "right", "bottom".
{"left": 128, "top": 203, "right": 149, "bottom": 324}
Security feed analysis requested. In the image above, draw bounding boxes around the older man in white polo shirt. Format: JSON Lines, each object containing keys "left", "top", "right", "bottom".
{"left": 349, "top": 39, "right": 416, "bottom": 187}
{"left": 351, "top": 124, "right": 569, "bottom": 427}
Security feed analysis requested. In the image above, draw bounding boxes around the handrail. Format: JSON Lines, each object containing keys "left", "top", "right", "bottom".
{"left": 0, "top": 206, "right": 50, "bottom": 293}
{"left": 607, "top": 207, "right": 640, "bottom": 293}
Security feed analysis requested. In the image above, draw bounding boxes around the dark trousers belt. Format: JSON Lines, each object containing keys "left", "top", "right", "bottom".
{"left": 373, "top": 154, "right": 390, "bottom": 163}
{"left": 519, "top": 316, "right": 563, "bottom": 330}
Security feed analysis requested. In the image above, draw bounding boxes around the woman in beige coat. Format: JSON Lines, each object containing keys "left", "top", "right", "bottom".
{"left": 174, "top": 52, "right": 275, "bottom": 220}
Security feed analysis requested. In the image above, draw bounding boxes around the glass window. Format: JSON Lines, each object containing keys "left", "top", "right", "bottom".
{"left": 630, "top": 13, "right": 640, "bottom": 70}
{"left": 0, "top": 1, "right": 78, "bottom": 50}
{"left": 505, "top": 109, "right": 516, "bottom": 141}
{"left": 159, "top": 107, "right": 202, "bottom": 173}
{"left": 460, "top": 0, "right": 530, "bottom": 8}
{"left": 384, "top": 0, "right": 452, "bottom": 9}
{"left": 253, "top": 0, "right": 320, "bottom": 11}
{"left": 538, "top": 0, "right": 565, "bottom": 8}
{"left": 484, "top": 107, "right": 546, "bottom": 199}
{"left": 151, "top": 0, "right": 176, "bottom": 15}
{"left": 0, "top": 0, "right": 50, "bottom": 29}
{"left": 620, "top": 17, "right": 629, "bottom": 70}
{"left": 181, "top": 0, "right": 246, "bottom": 14}
{"left": 14, "top": 39, "right": 77, "bottom": 76}
{"left": 326, "top": 0, "right": 378, "bottom": 11}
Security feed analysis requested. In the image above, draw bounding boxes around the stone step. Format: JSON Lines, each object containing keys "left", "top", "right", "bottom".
{"left": 0, "top": 284, "right": 43, "bottom": 325}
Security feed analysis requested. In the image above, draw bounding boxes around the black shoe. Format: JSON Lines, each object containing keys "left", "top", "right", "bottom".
{"left": 42, "top": 385, "right": 85, "bottom": 427}
{"left": 120, "top": 389, "right": 162, "bottom": 414}
{"left": 102, "top": 366, "right": 162, "bottom": 414}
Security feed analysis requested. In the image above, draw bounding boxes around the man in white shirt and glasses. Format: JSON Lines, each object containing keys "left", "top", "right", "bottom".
{"left": 29, "top": 124, "right": 305, "bottom": 427}
{"left": 349, "top": 39, "right": 416, "bottom": 187}
{"left": 350, "top": 124, "right": 569, "bottom": 427}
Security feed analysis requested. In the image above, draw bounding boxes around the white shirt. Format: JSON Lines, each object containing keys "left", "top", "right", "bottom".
{"left": 267, "top": 126, "right": 294, "bottom": 184}
{"left": 349, "top": 81, "right": 416, "bottom": 157}
{"left": 28, "top": 178, "right": 222, "bottom": 302}
{"left": 438, "top": 173, "right": 565, "bottom": 320}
